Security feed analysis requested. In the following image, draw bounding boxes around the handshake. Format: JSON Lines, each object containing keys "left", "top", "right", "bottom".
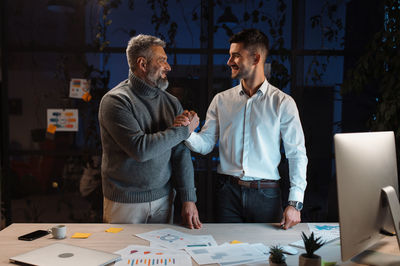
{"left": 173, "top": 110, "right": 200, "bottom": 133}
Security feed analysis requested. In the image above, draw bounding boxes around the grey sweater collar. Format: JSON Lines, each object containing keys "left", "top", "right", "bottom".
{"left": 129, "top": 71, "right": 160, "bottom": 97}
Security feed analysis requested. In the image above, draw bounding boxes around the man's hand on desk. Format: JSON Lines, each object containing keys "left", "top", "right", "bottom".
{"left": 181, "top": 201, "right": 202, "bottom": 229}
{"left": 280, "top": 206, "right": 301, "bottom": 230}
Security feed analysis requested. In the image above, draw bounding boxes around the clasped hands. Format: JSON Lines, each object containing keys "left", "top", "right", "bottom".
{"left": 173, "top": 110, "right": 199, "bottom": 133}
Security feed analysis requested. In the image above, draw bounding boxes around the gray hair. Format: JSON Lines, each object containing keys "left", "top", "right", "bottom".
{"left": 126, "top": 34, "right": 166, "bottom": 71}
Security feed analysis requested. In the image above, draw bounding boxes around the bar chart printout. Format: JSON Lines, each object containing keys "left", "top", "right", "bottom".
{"left": 126, "top": 257, "right": 179, "bottom": 265}
{"left": 114, "top": 245, "right": 192, "bottom": 266}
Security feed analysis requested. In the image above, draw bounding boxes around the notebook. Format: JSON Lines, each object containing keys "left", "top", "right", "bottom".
{"left": 9, "top": 243, "right": 121, "bottom": 266}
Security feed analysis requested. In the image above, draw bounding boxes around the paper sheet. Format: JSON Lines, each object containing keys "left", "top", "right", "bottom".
{"left": 114, "top": 245, "right": 191, "bottom": 266}
{"left": 185, "top": 243, "right": 268, "bottom": 266}
{"left": 136, "top": 228, "right": 217, "bottom": 249}
{"left": 308, "top": 223, "right": 340, "bottom": 238}
{"left": 289, "top": 223, "right": 340, "bottom": 249}
{"left": 47, "top": 109, "right": 78, "bottom": 132}
{"left": 69, "top": 78, "right": 90, "bottom": 99}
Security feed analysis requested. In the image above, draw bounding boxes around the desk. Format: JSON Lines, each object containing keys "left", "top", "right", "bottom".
{"left": 0, "top": 223, "right": 399, "bottom": 266}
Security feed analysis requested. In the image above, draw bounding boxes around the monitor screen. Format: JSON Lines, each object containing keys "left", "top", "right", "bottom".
{"left": 334, "top": 131, "right": 400, "bottom": 262}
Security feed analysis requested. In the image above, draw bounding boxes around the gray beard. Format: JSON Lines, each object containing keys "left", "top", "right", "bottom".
{"left": 156, "top": 78, "right": 169, "bottom": 91}
{"left": 147, "top": 72, "right": 169, "bottom": 90}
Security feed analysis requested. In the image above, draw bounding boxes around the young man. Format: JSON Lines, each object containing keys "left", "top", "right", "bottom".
{"left": 99, "top": 34, "right": 201, "bottom": 229}
{"left": 184, "top": 29, "right": 307, "bottom": 229}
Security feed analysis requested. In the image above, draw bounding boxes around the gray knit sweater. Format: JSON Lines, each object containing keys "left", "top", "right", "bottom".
{"left": 98, "top": 72, "right": 197, "bottom": 203}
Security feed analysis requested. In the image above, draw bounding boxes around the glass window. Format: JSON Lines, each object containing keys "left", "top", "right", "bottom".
{"left": 104, "top": 1, "right": 202, "bottom": 48}
{"left": 304, "top": 0, "right": 346, "bottom": 49}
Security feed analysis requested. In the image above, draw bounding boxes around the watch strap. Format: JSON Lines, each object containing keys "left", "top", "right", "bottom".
{"left": 288, "top": 200, "right": 303, "bottom": 211}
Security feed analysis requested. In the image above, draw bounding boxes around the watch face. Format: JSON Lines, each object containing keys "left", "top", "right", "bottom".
{"left": 297, "top": 202, "right": 303, "bottom": 210}
{"left": 289, "top": 201, "right": 303, "bottom": 211}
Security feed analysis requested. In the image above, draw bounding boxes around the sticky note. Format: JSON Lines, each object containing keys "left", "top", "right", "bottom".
{"left": 82, "top": 92, "right": 92, "bottom": 102}
{"left": 322, "top": 260, "right": 337, "bottom": 266}
{"left": 71, "top": 232, "right": 91, "bottom": 239}
{"left": 47, "top": 124, "right": 57, "bottom": 134}
{"left": 230, "top": 240, "right": 242, "bottom": 244}
{"left": 105, "top": 227, "right": 123, "bottom": 233}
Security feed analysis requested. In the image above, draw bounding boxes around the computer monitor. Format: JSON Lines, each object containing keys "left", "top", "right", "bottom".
{"left": 334, "top": 131, "right": 400, "bottom": 263}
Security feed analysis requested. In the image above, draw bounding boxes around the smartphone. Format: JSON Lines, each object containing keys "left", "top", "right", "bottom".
{"left": 18, "top": 230, "right": 49, "bottom": 241}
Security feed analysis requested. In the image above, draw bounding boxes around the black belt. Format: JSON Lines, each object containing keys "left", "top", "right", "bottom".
{"left": 219, "top": 174, "right": 279, "bottom": 189}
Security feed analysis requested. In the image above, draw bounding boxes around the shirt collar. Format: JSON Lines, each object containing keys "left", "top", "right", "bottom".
{"left": 238, "top": 78, "right": 269, "bottom": 96}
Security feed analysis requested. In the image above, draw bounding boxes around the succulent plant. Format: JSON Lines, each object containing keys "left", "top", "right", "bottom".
{"left": 269, "top": 245, "right": 286, "bottom": 264}
{"left": 301, "top": 232, "right": 325, "bottom": 258}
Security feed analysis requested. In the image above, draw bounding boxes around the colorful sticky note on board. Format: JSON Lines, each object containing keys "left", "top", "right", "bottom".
{"left": 47, "top": 124, "right": 57, "bottom": 134}
{"left": 230, "top": 240, "right": 242, "bottom": 244}
{"left": 71, "top": 232, "right": 91, "bottom": 239}
{"left": 82, "top": 92, "right": 92, "bottom": 102}
{"left": 105, "top": 227, "right": 123, "bottom": 233}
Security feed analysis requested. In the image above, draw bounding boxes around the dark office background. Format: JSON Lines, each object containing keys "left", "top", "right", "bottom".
{"left": 1, "top": 0, "right": 399, "bottom": 228}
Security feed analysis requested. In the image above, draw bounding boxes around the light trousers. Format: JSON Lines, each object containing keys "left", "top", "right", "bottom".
{"left": 103, "top": 192, "right": 174, "bottom": 224}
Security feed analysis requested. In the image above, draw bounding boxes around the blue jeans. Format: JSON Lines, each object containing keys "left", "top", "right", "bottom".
{"left": 216, "top": 175, "right": 283, "bottom": 223}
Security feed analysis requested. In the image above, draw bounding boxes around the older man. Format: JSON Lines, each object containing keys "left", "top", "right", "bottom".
{"left": 99, "top": 34, "right": 201, "bottom": 229}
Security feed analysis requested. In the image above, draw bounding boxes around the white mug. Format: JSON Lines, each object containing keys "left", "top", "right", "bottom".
{"left": 50, "top": 225, "right": 66, "bottom": 239}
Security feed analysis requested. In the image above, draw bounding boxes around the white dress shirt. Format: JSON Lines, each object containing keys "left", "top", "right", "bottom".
{"left": 185, "top": 79, "right": 308, "bottom": 202}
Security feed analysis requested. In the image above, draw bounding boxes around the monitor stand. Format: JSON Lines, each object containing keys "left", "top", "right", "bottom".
{"left": 351, "top": 186, "right": 400, "bottom": 266}
{"left": 352, "top": 250, "right": 400, "bottom": 265}
{"left": 382, "top": 185, "right": 400, "bottom": 249}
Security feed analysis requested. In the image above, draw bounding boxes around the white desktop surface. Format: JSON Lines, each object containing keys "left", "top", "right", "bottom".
{"left": 0, "top": 223, "right": 398, "bottom": 265}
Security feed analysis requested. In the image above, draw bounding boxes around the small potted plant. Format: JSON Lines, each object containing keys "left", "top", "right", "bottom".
{"left": 269, "top": 245, "right": 287, "bottom": 266}
{"left": 299, "top": 232, "right": 325, "bottom": 266}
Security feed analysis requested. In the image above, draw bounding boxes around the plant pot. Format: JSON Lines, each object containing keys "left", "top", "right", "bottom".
{"left": 298, "top": 253, "right": 321, "bottom": 266}
{"left": 269, "top": 256, "right": 287, "bottom": 266}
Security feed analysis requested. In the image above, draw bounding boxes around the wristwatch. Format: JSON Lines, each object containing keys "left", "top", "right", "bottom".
{"left": 288, "top": 201, "right": 303, "bottom": 211}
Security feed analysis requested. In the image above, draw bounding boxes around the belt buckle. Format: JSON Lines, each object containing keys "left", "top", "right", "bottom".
{"left": 237, "top": 179, "right": 251, "bottom": 188}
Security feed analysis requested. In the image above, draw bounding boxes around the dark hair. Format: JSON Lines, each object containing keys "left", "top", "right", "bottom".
{"left": 229, "top": 28, "right": 269, "bottom": 61}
